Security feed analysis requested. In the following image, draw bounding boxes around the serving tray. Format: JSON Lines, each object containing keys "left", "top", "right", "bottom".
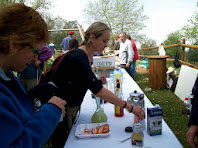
{"left": 75, "top": 123, "right": 110, "bottom": 138}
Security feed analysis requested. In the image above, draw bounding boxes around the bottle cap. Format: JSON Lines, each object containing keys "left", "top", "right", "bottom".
{"left": 185, "top": 97, "right": 188, "bottom": 100}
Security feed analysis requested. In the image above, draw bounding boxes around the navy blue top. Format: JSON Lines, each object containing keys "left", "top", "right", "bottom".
{"left": 188, "top": 78, "right": 198, "bottom": 126}
{"left": 51, "top": 48, "right": 103, "bottom": 107}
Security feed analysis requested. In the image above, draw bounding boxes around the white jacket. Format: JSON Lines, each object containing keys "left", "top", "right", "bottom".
{"left": 119, "top": 38, "right": 134, "bottom": 65}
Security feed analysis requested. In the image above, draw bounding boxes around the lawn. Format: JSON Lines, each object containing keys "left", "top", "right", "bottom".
{"left": 135, "top": 71, "right": 191, "bottom": 148}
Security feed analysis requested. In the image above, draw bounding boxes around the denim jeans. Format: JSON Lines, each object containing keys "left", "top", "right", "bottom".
{"left": 130, "top": 61, "right": 136, "bottom": 80}
{"left": 120, "top": 64, "right": 133, "bottom": 79}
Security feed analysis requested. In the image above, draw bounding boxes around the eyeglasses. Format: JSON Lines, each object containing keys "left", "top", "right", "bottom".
{"left": 26, "top": 44, "right": 40, "bottom": 57}
{"left": 32, "top": 48, "right": 40, "bottom": 55}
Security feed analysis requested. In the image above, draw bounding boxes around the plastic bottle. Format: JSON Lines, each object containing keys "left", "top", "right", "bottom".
{"left": 110, "top": 72, "right": 114, "bottom": 92}
{"left": 182, "top": 97, "right": 191, "bottom": 115}
{"left": 119, "top": 68, "right": 123, "bottom": 83}
{"left": 114, "top": 68, "right": 122, "bottom": 84}
{"left": 184, "top": 97, "right": 191, "bottom": 111}
{"left": 106, "top": 78, "right": 113, "bottom": 92}
{"left": 114, "top": 68, "right": 123, "bottom": 96}
{"left": 114, "top": 79, "right": 124, "bottom": 117}
{"left": 188, "top": 94, "right": 193, "bottom": 110}
{"left": 110, "top": 71, "right": 114, "bottom": 83}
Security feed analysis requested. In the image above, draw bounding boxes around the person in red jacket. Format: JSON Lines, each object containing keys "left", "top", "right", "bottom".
{"left": 127, "top": 34, "right": 139, "bottom": 80}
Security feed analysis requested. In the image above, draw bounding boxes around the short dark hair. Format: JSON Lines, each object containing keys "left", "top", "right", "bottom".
{"left": 119, "top": 32, "right": 126, "bottom": 36}
{"left": 69, "top": 38, "right": 79, "bottom": 49}
{"left": 126, "top": 34, "right": 131, "bottom": 40}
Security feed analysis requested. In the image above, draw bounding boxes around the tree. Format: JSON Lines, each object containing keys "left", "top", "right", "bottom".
{"left": 0, "top": 0, "right": 82, "bottom": 50}
{"left": 0, "top": 0, "right": 52, "bottom": 10}
{"left": 0, "top": 0, "right": 25, "bottom": 7}
{"left": 186, "top": 41, "right": 198, "bottom": 64}
{"left": 182, "top": 2, "right": 198, "bottom": 44}
{"left": 163, "top": 30, "right": 182, "bottom": 58}
{"left": 141, "top": 38, "right": 157, "bottom": 48}
{"left": 47, "top": 19, "right": 82, "bottom": 49}
{"left": 0, "top": 0, "right": 53, "bottom": 18}
{"left": 140, "top": 38, "right": 157, "bottom": 56}
{"left": 83, "top": 0, "right": 148, "bottom": 44}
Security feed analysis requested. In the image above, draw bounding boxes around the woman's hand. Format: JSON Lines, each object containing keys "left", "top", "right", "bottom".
{"left": 34, "top": 60, "right": 41, "bottom": 68}
{"left": 48, "top": 96, "right": 67, "bottom": 117}
{"left": 132, "top": 106, "right": 145, "bottom": 120}
{"left": 100, "top": 75, "right": 107, "bottom": 85}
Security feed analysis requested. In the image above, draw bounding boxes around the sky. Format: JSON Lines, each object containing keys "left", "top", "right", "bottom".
{"left": 51, "top": 0, "right": 197, "bottom": 46}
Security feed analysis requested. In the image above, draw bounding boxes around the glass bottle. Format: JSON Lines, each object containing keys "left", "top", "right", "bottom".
{"left": 131, "top": 122, "right": 144, "bottom": 147}
{"left": 91, "top": 96, "right": 108, "bottom": 123}
{"left": 91, "top": 66, "right": 108, "bottom": 123}
{"left": 114, "top": 79, "right": 124, "bottom": 117}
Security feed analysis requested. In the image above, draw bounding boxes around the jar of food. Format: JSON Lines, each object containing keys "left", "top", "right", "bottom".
{"left": 131, "top": 122, "right": 144, "bottom": 147}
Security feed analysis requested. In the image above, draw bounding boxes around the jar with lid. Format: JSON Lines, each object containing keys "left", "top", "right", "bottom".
{"left": 131, "top": 122, "right": 144, "bottom": 147}
{"left": 127, "top": 90, "right": 145, "bottom": 129}
{"left": 127, "top": 90, "right": 144, "bottom": 109}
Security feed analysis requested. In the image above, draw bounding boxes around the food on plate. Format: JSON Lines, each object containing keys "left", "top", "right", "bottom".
{"left": 83, "top": 124, "right": 109, "bottom": 135}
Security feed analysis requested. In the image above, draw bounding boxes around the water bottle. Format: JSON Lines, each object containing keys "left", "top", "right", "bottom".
{"left": 182, "top": 97, "right": 191, "bottom": 115}
{"left": 114, "top": 68, "right": 122, "bottom": 84}
{"left": 110, "top": 71, "right": 114, "bottom": 83}
{"left": 119, "top": 68, "right": 123, "bottom": 83}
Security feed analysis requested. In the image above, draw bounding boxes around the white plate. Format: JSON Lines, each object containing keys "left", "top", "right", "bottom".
{"left": 75, "top": 123, "right": 110, "bottom": 138}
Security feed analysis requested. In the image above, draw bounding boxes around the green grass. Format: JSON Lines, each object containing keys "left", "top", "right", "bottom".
{"left": 135, "top": 72, "right": 191, "bottom": 148}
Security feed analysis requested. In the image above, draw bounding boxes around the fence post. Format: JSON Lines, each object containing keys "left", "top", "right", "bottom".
{"left": 182, "top": 38, "right": 185, "bottom": 61}
{"left": 149, "top": 49, "right": 151, "bottom": 55}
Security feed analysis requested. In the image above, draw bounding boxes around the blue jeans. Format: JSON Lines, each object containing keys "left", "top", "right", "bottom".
{"left": 120, "top": 64, "right": 133, "bottom": 79}
{"left": 130, "top": 61, "right": 136, "bottom": 80}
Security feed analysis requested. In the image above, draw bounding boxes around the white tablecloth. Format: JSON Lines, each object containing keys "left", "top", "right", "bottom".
{"left": 64, "top": 69, "right": 183, "bottom": 148}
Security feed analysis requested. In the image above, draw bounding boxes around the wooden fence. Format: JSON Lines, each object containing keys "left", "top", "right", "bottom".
{"left": 138, "top": 39, "right": 198, "bottom": 69}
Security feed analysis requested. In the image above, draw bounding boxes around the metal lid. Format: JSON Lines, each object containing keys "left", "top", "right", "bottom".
{"left": 129, "top": 90, "right": 142, "bottom": 97}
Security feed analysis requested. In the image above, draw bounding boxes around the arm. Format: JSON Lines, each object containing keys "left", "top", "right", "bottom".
{"left": 187, "top": 78, "right": 198, "bottom": 147}
{"left": 187, "top": 92, "right": 198, "bottom": 147}
{"left": 0, "top": 92, "right": 65, "bottom": 148}
{"left": 186, "top": 125, "right": 198, "bottom": 148}
{"left": 96, "top": 87, "right": 145, "bottom": 120}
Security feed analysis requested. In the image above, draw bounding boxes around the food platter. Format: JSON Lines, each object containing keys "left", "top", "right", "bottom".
{"left": 75, "top": 123, "right": 110, "bottom": 138}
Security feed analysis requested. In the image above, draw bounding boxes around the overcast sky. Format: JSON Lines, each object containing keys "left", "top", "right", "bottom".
{"left": 51, "top": 0, "right": 197, "bottom": 45}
